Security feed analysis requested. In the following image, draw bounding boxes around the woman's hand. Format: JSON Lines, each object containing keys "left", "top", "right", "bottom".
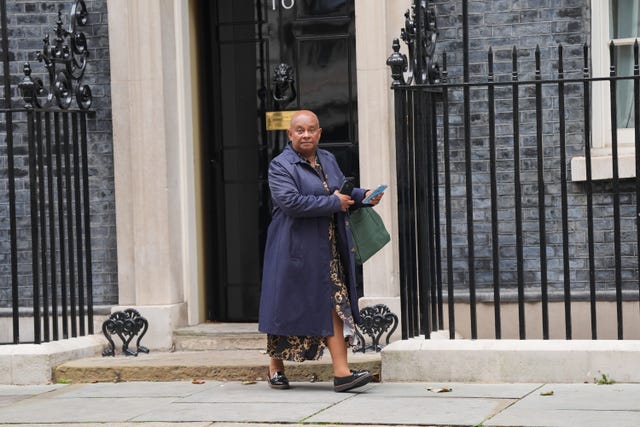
{"left": 334, "top": 190, "right": 355, "bottom": 212}
{"left": 364, "top": 190, "right": 384, "bottom": 206}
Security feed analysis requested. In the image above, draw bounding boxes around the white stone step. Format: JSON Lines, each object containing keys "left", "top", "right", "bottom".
{"left": 173, "top": 323, "right": 266, "bottom": 351}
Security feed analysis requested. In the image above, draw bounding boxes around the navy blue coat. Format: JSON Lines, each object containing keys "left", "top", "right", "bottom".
{"left": 258, "top": 144, "right": 366, "bottom": 337}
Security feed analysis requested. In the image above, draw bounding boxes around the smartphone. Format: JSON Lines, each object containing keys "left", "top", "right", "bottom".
{"left": 362, "top": 184, "right": 387, "bottom": 204}
{"left": 339, "top": 179, "right": 354, "bottom": 195}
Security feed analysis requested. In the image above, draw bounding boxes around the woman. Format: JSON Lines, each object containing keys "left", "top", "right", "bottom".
{"left": 258, "top": 110, "right": 384, "bottom": 392}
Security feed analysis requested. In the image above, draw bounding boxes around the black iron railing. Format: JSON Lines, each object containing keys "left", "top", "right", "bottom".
{"left": 389, "top": 1, "right": 640, "bottom": 341}
{"left": 1, "top": 0, "right": 94, "bottom": 344}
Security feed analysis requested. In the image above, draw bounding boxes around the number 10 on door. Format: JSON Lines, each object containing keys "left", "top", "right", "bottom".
{"left": 272, "top": 0, "right": 295, "bottom": 10}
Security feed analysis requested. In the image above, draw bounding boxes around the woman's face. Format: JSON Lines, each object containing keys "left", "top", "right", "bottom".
{"left": 288, "top": 112, "right": 322, "bottom": 158}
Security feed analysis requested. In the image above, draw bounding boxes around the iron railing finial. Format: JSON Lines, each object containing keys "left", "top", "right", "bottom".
{"left": 19, "top": 0, "right": 91, "bottom": 110}
{"left": 387, "top": 39, "right": 407, "bottom": 86}
{"left": 388, "top": 0, "right": 440, "bottom": 86}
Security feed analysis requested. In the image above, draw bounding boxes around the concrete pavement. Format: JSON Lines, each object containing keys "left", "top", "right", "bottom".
{"left": 1, "top": 379, "right": 639, "bottom": 426}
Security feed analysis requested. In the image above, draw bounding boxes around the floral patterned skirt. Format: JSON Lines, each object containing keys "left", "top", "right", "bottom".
{"left": 267, "top": 220, "right": 357, "bottom": 362}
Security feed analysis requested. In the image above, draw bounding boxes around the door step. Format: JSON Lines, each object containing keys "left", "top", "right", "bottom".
{"left": 173, "top": 323, "right": 265, "bottom": 351}
{"left": 53, "top": 323, "right": 381, "bottom": 384}
{"left": 53, "top": 349, "right": 381, "bottom": 384}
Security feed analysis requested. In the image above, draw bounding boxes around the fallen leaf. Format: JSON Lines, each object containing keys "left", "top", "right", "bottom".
{"left": 242, "top": 380, "right": 257, "bottom": 385}
{"left": 540, "top": 390, "right": 554, "bottom": 396}
{"left": 427, "top": 387, "right": 452, "bottom": 393}
{"left": 192, "top": 379, "right": 205, "bottom": 384}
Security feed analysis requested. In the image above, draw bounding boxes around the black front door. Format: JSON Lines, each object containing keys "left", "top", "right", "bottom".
{"left": 196, "top": 0, "right": 358, "bottom": 321}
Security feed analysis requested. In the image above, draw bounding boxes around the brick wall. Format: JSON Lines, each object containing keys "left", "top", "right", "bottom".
{"left": 401, "top": 0, "right": 638, "bottom": 298}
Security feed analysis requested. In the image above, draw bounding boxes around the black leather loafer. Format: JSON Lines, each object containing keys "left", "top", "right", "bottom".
{"left": 268, "top": 370, "right": 290, "bottom": 389}
{"left": 333, "top": 369, "right": 372, "bottom": 392}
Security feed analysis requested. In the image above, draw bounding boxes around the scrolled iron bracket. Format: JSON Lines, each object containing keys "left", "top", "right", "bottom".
{"left": 387, "top": 0, "right": 440, "bottom": 85}
{"left": 18, "top": 0, "right": 92, "bottom": 109}
{"left": 353, "top": 304, "right": 398, "bottom": 353}
{"left": 101, "top": 308, "right": 150, "bottom": 357}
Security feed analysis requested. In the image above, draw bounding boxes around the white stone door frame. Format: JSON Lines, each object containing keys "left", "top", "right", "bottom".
{"left": 107, "top": 0, "right": 200, "bottom": 349}
{"left": 107, "top": 0, "right": 409, "bottom": 347}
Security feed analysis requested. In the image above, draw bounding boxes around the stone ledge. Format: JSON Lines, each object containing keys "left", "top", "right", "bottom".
{"left": 382, "top": 338, "right": 640, "bottom": 383}
{"left": 0, "top": 335, "right": 107, "bottom": 385}
{"left": 571, "top": 153, "right": 637, "bottom": 181}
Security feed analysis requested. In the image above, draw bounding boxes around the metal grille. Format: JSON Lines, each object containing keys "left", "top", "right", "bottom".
{"left": 389, "top": 1, "right": 640, "bottom": 341}
{"left": 0, "top": 0, "right": 94, "bottom": 344}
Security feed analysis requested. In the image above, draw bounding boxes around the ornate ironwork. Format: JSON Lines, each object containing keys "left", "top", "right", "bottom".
{"left": 386, "top": 39, "right": 408, "bottom": 86}
{"left": 18, "top": 0, "right": 92, "bottom": 109}
{"left": 272, "top": 63, "right": 296, "bottom": 106}
{"left": 353, "top": 304, "right": 399, "bottom": 353}
{"left": 388, "top": 0, "right": 440, "bottom": 85}
{"left": 101, "top": 308, "right": 150, "bottom": 357}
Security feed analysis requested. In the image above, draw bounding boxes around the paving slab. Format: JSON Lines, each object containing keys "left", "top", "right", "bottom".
{"left": 0, "top": 384, "right": 68, "bottom": 409}
{"left": 54, "top": 380, "right": 222, "bottom": 398}
{"left": 502, "top": 383, "right": 640, "bottom": 411}
{"left": 208, "top": 425, "right": 421, "bottom": 427}
{"left": 361, "top": 382, "right": 542, "bottom": 399}
{"left": 16, "top": 424, "right": 212, "bottom": 427}
{"left": 0, "top": 384, "right": 66, "bottom": 396}
{"left": 307, "top": 392, "right": 514, "bottom": 426}
{"left": 178, "top": 381, "right": 352, "bottom": 404}
{"left": 131, "top": 401, "right": 332, "bottom": 423}
{"left": 0, "top": 395, "right": 31, "bottom": 407}
{"left": 19, "top": 424, "right": 421, "bottom": 427}
{"left": 486, "top": 383, "right": 640, "bottom": 427}
{"left": 488, "top": 408, "right": 640, "bottom": 427}
{"left": 0, "top": 396, "right": 177, "bottom": 424}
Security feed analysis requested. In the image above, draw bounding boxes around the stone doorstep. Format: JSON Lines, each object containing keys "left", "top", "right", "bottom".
{"left": 173, "top": 329, "right": 266, "bottom": 351}
{"left": 173, "top": 323, "right": 266, "bottom": 351}
{"left": 382, "top": 338, "right": 640, "bottom": 383}
{"left": 53, "top": 349, "right": 382, "bottom": 384}
{"left": 3, "top": 323, "right": 382, "bottom": 385}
